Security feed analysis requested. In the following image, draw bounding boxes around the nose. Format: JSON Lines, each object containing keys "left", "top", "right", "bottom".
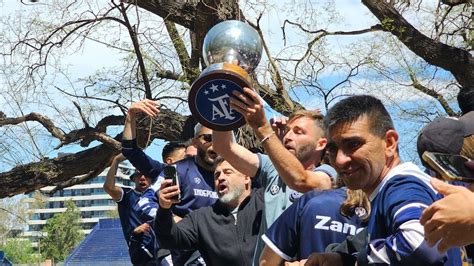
{"left": 334, "top": 149, "right": 351, "bottom": 168}
{"left": 283, "top": 131, "right": 294, "bottom": 143}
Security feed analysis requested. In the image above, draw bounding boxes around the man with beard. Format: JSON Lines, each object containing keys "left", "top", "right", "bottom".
{"left": 213, "top": 88, "right": 336, "bottom": 263}
{"left": 122, "top": 99, "right": 218, "bottom": 265}
{"left": 155, "top": 156, "right": 264, "bottom": 266}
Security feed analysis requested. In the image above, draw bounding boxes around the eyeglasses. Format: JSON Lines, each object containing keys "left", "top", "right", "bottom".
{"left": 197, "top": 134, "right": 212, "bottom": 142}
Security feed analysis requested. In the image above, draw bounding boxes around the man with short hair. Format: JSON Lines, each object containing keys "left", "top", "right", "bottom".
{"left": 305, "top": 95, "right": 463, "bottom": 265}
{"left": 122, "top": 99, "right": 218, "bottom": 265}
{"left": 155, "top": 156, "right": 264, "bottom": 266}
{"left": 162, "top": 141, "right": 187, "bottom": 165}
{"left": 213, "top": 87, "right": 336, "bottom": 262}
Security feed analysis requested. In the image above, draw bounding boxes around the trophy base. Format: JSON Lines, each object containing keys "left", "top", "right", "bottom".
{"left": 188, "top": 63, "right": 251, "bottom": 131}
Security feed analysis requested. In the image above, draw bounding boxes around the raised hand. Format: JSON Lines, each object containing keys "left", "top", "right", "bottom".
{"left": 420, "top": 178, "right": 474, "bottom": 252}
{"left": 229, "top": 87, "right": 268, "bottom": 130}
{"left": 158, "top": 179, "right": 181, "bottom": 209}
{"left": 128, "top": 99, "right": 160, "bottom": 118}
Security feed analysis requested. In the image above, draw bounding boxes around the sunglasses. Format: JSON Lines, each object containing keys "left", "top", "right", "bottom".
{"left": 197, "top": 134, "right": 212, "bottom": 142}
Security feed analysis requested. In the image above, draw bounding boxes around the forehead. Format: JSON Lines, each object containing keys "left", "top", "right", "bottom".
{"left": 215, "top": 161, "right": 240, "bottom": 174}
{"left": 287, "top": 116, "right": 316, "bottom": 130}
{"left": 328, "top": 115, "right": 372, "bottom": 142}
{"left": 197, "top": 126, "right": 212, "bottom": 135}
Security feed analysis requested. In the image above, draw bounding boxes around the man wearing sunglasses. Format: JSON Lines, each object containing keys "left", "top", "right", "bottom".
{"left": 122, "top": 99, "right": 219, "bottom": 265}
{"left": 213, "top": 88, "right": 337, "bottom": 264}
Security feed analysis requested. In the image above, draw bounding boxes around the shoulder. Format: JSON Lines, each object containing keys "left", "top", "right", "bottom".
{"left": 299, "top": 188, "right": 347, "bottom": 206}
{"left": 314, "top": 164, "right": 337, "bottom": 177}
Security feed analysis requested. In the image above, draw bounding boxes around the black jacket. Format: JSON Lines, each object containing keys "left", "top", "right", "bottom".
{"left": 155, "top": 188, "right": 264, "bottom": 266}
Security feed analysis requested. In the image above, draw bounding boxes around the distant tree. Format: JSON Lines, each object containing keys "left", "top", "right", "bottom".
{"left": 0, "top": 238, "right": 37, "bottom": 264}
{"left": 40, "top": 200, "right": 84, "bottom": 262}
{"left": 0, "top": 197, "right": 28, "bottom": 246}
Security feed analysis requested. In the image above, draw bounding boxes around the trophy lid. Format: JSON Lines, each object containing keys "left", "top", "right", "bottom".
{"left": 203, "top": 20, "right": 262, "bottom": 72}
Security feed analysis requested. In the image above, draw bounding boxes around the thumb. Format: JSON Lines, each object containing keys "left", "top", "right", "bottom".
{"left": 431, "top": 178, "right": 462, "bottom": 196}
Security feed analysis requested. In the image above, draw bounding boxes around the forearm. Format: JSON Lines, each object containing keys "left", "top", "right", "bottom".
{"left": 212, "top": 130, "right": 259, "bottom": 177}
{"left": 123, "top": 112, "right": 136, "bottom": 141}
{"left": 255, "top": 124, "right": 316, "bottom": 192}
{"left": 155, "top": 207, "right": 195, "bottom": 249}
{"left": 103, "top": 159, "right": 121, "bottom": 200}
{"left": 122, "top": 139, "right": 165, "bottom": 180}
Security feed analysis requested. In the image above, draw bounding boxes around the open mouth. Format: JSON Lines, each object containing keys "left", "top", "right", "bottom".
{"left": 218, "top": 183, "right": 228, "bottom": 194}
{"left": 208, "top": 150, "right": 218, "bottom": 159}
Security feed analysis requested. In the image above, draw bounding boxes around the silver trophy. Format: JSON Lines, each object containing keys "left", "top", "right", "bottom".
{"left": 188, "top": 20, "right": 263, "bottom": 131}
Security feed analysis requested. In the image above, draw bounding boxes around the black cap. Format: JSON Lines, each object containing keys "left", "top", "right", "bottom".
{"left": 417, "top": 111, "right": 474, "bottom": 158}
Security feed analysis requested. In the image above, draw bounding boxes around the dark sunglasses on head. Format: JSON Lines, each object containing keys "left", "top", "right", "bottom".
{"left": 197, "top": 134, "right": 212, "bottom": 142}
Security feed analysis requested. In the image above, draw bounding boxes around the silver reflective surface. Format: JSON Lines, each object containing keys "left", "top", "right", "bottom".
{"left": 203, "top": 20, "right": 262, "bottom": 72}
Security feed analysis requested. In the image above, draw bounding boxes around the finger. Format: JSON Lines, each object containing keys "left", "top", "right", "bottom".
{"left": 430, "top": 178, "right": 462, "bottom": 196}
{"left": 232, "top": 90, "right": 253, "bottom": 107}
{"left": 421, "top": 209, "right": 441, "bottom": 233}
{"left": 420, "top": 204, "right": 436, "bottom": 225}
{"left": 163, "top": 189, "right": 181, "bottom": 200}
{"left": 143, "top": 100, "right": 160, "bottom": 113}
{"left": 230, "top": 98, "right": 255, "bottom": 116}
{"left": 424, "top": 224, "right": 445, "bottom": 247}
{"left": 160, "top": 179, "right": 173, "bottom": 190}
{"left": 242, "top": 87, "right": 262, "bottom": 105}
{"left": 437, "top": 239, "right": 450, "bottom": 253}
{"left": 139, "top": 104, "right": 160, "bottom": 117}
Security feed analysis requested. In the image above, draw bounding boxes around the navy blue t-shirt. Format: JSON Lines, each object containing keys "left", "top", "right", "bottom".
{"left": 123, "top": 139, "right": 217, "bottom": 218}
{"left": 117, "top": 187, "right": 157, "bottom": 264}
{"left": 262, "top": 188, "right": 365, "bottom": 261}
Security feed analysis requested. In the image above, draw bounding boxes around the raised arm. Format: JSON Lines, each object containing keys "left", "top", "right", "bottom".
{"left": 212, "top": 130, "right": 260, "bottom": 178}
{"left": 230, "top": 88, "right": 331, "bottom": 192}
{"left": 103, "top": 154, "right": 126, "bottom": 201}
{"left": 122, "top": 99, "right": 166, "bottom": 179}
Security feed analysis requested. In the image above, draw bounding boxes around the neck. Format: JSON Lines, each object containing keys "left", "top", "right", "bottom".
{"left": 195, "top": 156, "right": 213, "bottom": 172}
{"left": 364, "top": 155, "right": 402, "bottom": 196}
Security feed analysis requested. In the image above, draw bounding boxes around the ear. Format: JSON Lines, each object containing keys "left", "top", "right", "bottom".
{"left": 243, "top": 175, "right": 251, "bottom": 186}
{"left": 385, "top": 129, "right": 398, "bottom": 157}
{"left": 165, "top": 158, "right": 173, "bottom": 164}
{"left": 316, "top": 137, "right": 328, "bottom": 151}
{"left": 191, "top": 137, "right": 199, "bottom": 146}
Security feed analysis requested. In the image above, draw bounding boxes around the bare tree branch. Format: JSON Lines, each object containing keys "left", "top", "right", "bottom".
{"left": 362, "top": 0, "right": 473, "bottom": 89}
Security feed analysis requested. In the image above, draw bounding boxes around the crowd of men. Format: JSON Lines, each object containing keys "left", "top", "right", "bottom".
{"left": 102, "top": 86, "right": 474, "bottom": 266}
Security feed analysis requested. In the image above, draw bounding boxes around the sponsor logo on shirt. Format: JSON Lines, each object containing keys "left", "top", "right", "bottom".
{"left": 270, "top": 184, "right": 280, "bottom": 195}
{"left": 314, "top": 215, "right": 364, "bottom": 235}
{"left": 194, "top": 177, "right": 201, "bottom": 184}
{"left": 289, "top": 191, "right": 303, "bottom": 202}
{"left": 193, "top": 188, "right": 218, "bottom": 198}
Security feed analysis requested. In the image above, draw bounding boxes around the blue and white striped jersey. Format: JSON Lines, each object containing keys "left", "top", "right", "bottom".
{"left": 365, "top": 162, "right": 463, "bottom": 266}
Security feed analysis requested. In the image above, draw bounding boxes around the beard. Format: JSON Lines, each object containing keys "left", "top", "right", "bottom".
{"left": 295, "top": 142, "right": 316, "bottom": 164}
{"left": 197, "top": 148, "right": 214, "bottom": 168}
{"left": 219, "top": 183, "right": 245, "bottom": 205}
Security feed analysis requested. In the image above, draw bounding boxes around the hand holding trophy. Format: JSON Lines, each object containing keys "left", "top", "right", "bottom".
{"left": 188, "top": 20, "right": 263, "bottom": 131}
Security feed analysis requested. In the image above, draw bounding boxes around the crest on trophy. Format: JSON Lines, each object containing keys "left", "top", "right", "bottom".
{"left": 188, "top": 20, "right": 263, "bottom": 131}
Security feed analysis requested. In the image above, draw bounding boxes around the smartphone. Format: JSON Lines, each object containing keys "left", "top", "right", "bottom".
{"left": 422, "top": 151, "right": 474, "bottom": 183}
{"left": 162, "top": 165, "right": 181, "bottom": 200}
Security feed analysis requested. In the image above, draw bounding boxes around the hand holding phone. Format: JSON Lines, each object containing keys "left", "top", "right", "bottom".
{"left": 422, "top": 151, "right": 474, "bottom": 183}
{"left": 162, "top": 165, "right": 181, "bottom": 201}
